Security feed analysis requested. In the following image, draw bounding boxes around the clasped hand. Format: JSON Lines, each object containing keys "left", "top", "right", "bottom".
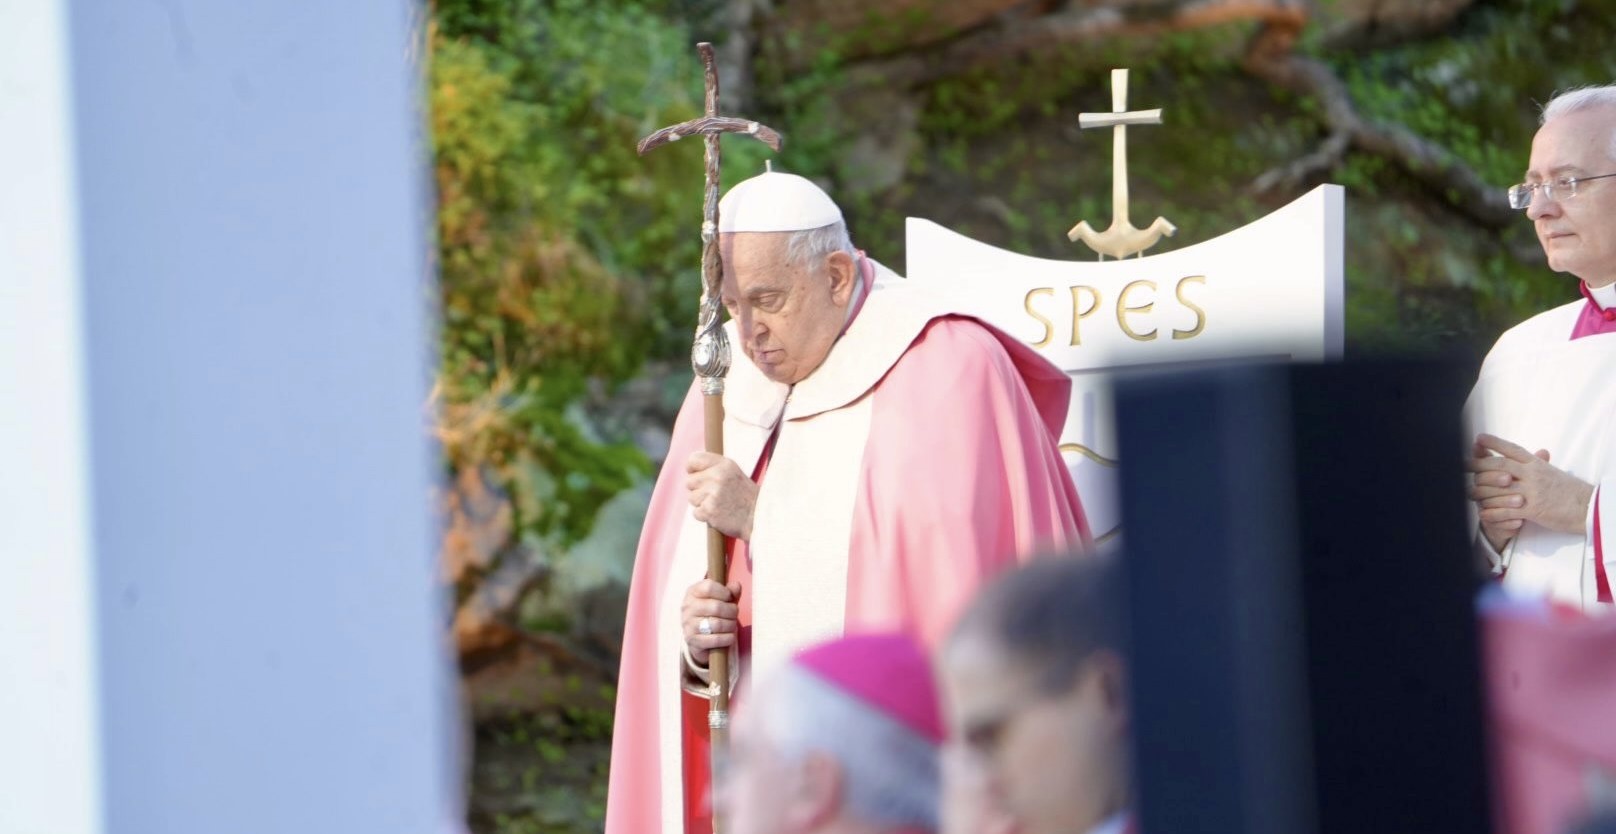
{"left": 1466, "top": 433, "right": 1593, "bottom": 551}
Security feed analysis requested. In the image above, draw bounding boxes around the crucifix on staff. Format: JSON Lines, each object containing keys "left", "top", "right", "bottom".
{"left": 635, "top": 41, "right": 783, "bottom": 834}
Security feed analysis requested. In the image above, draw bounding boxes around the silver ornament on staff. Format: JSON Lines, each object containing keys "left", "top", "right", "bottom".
{"left": 636, "top": 41, "right": 782, "bottom": 833}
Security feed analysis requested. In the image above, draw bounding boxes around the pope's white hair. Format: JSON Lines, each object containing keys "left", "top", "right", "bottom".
{"left": 784, "top": 221, "right": 856, "bottom": 268}
{"left": 757, "top": 664, "right": 940, "bottom": 831}
{"left": 1542, "top": 84, "right": 1616, "bottom": 161}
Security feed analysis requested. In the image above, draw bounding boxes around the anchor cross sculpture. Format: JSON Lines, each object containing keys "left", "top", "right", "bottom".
{"left": 1068, "top": 68, "right": 1177, "bottom": 260}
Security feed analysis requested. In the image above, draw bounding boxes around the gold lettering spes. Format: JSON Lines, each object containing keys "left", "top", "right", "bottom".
{"left": 1019, "top": 275, "right": 1209, "bottom": 347}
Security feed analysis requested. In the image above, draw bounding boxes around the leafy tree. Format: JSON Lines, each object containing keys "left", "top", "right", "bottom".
{"left": 429, "top": 0, "right": 768, "bottom": 548}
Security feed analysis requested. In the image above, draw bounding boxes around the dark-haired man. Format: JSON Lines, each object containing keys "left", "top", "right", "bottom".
{"left": 938, "top": 557, "right": 1130, "bottom": 834}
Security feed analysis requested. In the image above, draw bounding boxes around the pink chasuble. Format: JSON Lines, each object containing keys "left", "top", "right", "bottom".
{"left": 605, "top": 263, "right": 1090, "bottom": 834}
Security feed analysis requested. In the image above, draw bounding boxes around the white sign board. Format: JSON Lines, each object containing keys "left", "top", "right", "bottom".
{"left": 907, "top": 184, "right": 1344, "bottom": 541}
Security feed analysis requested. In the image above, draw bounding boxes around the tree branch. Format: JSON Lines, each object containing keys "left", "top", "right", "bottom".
{"left": 1240, "top": 19, "right": 1518, "bottom": 229}
{"left": 717, "top": 0, "right": 764, "bottom": 115}
{"left": 1251, "top": 129, "right": 1351, "bottom": 194}
{"left": 848, "top": 0, "right": 1308, "bottom": 88}
{"left": 822, "top": 0, "right": 1527, "bottom": 248}
{"left": 1317, "top": 0, "right": 1478, "bottom": 52}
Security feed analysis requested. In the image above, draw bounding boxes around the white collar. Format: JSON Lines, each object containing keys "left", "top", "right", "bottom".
{"left": 1590, "top": 281, "right": 1616, "bottom": 309}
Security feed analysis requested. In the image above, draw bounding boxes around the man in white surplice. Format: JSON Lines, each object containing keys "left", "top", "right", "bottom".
{"left": 1466, "top": 84, "right": 1616, "bottom": 610}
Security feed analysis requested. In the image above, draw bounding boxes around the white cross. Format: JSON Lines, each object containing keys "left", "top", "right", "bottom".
{"left": 1069, "top": 68, "right": 1176, "bottom": 260}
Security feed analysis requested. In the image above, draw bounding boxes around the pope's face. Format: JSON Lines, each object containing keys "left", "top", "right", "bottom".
{"left": 1526, "top": 106, "right": 1616, "bottom": 287}
{"left": 720, "top": 233, "right": 855, "bottom": 385}
{"left": 940, "top": 635, "right": 1128, "bottom": 834}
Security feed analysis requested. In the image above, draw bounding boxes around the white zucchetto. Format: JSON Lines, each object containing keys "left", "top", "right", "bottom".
{"left": 717, "top": 170, "right": 843, "bottom": 233}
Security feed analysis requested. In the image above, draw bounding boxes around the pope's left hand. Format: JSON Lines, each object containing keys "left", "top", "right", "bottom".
{"left": 686, "top": 451, "right": 757, "bottom": 541}
{"left": 1466, "top": 433, "right": 1594, "bottom": 536}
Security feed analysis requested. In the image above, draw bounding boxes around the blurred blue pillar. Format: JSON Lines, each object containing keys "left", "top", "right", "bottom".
{"left": 0, "top": 2, "right": 456, "bottom": 833}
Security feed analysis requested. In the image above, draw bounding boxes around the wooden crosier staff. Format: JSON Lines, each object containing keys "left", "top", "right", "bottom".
{"left": 636, "top": 42, "right": 782, "bottom": 830}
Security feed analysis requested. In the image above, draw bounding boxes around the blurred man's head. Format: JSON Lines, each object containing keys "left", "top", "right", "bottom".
{"left": 720, "top": 633, "right": 944, "bottom": 834}
{"left": 718, "top": 171, "right": 861, "bottom": 384}
{"left": 939, "top": 557, "right": 1130, "bottom": 834}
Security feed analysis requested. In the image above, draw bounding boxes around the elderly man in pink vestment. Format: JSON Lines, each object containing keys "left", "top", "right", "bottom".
{"left": 605, "top": 169, "right": 1091, "bottom": 834}
{"left": 1467, "top": 85, "right": 1616, "bottom": 611}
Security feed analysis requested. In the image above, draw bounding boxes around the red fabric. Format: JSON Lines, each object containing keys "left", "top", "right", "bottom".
{"left": 680, "top": 437, "right": 771, "bottom": 834}
{"left": 1484, "top": 605, "right": 1616, "bottom": 834}
{"left": 678, "top": 692, "right": 712, "bottom": 834}
{"left": 1568, "top": 282, "right": 1616, "bottom": 339}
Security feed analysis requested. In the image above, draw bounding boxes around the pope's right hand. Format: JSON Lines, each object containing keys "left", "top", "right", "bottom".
{"left": 682, "top": 578, "right": 742, "bottom": 667}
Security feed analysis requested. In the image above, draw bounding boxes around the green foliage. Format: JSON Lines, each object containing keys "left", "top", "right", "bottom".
{"left": 442, "top": 3, "right": 1616, "bottom": 832}
{"left": 751, "top": 41, "right": 852, "bottom": 184}
{"left": 1304, "top": 0, "right": 1616, "bottom": 348}
{"left": 430, "top": 0, "right": 770, "bottom": 547}
{"left": 895, "top": 36, "right": 1289, "bottom": 266}
{"left": 474, "top": 709, "right": 613, "bottom": 834}
{"left": 562, "top": 704, "right": 615, "bottom": 741}
{"left": 878, "top": 1, "right": 1616, "bottom": 352}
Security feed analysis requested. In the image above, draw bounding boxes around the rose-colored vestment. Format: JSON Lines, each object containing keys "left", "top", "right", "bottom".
{"left": 605, "top": 260, "right": 1090, "bottom": 834}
